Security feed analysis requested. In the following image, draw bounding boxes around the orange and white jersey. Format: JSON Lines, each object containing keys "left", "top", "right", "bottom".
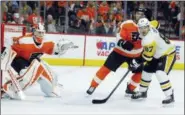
{"left": 12, "top": 34, "right": 55, "bottom": 61}
{"left": 114, "top": 20, "right": 143, "bottom": 58}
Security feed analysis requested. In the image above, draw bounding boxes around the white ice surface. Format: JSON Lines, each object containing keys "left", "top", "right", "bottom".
{"left": 1, "top": 66, "right": 184, "bottom": 115}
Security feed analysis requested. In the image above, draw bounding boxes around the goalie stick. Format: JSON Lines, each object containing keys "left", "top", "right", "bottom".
{"left": 92, "top": 69, "right": 130, "bottom": 104}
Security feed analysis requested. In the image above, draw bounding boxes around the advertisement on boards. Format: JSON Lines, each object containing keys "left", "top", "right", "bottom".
{"left": 171, "top": 40, "right": 184, "bottom": 63}
{"left": 85, "top": 36, "right": 116, "bottom": 59}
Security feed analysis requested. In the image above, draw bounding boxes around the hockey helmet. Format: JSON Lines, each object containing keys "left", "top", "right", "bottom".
{"left": 137, "top": 18, "right": 150, "bottom": 36}
{"left": 138, "top": 18, "right": 150, "bottom": 28}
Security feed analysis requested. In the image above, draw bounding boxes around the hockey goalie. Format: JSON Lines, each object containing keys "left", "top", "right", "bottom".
{"left": 1, "top": 23, "right": 76, "bottom": 100}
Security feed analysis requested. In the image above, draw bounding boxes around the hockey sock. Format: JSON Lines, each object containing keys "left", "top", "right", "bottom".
{"left": 128, "top": 72, "right": 142, "bottom": 91}
{"left": 91, "top": 66, "right": 111, "bottom": 88}
{"left": 156, "top": 70, "right": 173, "bottom": 97}
{"left": 139, "top": 71, "right": 153, "bottom": 92}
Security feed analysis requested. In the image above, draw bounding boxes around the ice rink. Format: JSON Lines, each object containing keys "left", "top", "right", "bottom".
{"left": 1, "top": 66, "right": 184, "bottom": 115}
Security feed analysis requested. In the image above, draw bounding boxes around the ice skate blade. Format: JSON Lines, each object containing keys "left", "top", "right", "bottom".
{"left": 162, "top": 102, "right": 175, "bottom": 108}
{"left": 124, "top": 93, "right": 132, "bottom": 97}
{"left": 131, "top": 98, "right": 147, "bottom": 102}
{"left": 84, "top": 92, "right": 93, "bottom": 99}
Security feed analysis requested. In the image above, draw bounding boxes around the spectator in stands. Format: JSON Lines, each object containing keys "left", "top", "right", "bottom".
{"left": 27, "top": 8, "right": 43, "bottom": 26}
{"left": 95, "top": 18, "right": 115, "bottom": 36}
{"left": 47, "top": 14, "right": 57, "bottom": 33}
{"left": 6, "top": 1, "right": 14, "bottom": 14}
{"left": 6, "top": 1, "right": 19, "bottom": 14}
{"left": 169, "top": 2, "right": 179, "bottom": 27}
{"left": 11, "top": 13, "right": 20, "bottom": 24}
{"left": 176, "top": 7, "right": 185, "bottom": 36}
{"left": 56, "top": 1, "right": 66, "bottom": 26}
{"left": 86, "top": 1, "right": 95, "bottom": 20}
{"left": 46, "top": 1, "right": 57, "bottom": 22}
{"left": 21, "top": 14, "right": 32, "bottom": 31}
{"left": 112, "top": 7, "right": 123, "bottom": 23}
{"left": 6, "top": 13, "right": 14, "bottom": 24}
{"left": 58, "top": 1, "right": 66, "bottom": 16}
{"left": 68, "top": 1, "right": 82, "bottom": 27}
{"left": 20, "top": 1, "right": 32, "bottom": 15}
{"left": 98, "top": 1, "right": 110, "bottom": 21}
{"left": 77, "top": 6, "right": 92, "bottom": 33}
{"left": 169, "top": 1, "right": 180, "bottom": 36}
{"left": 2, "top": 1, "right": 8, "bottom": 23}
{"left": 98, "top": 1, "right": 110, "bottom": 16}
{"left": 116, "top": 1, "right": 123, "bottom": 12}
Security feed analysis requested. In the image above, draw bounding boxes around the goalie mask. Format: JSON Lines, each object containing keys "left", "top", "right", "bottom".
{"left": 33, "top": 23, "right": 45, "bottom": 45}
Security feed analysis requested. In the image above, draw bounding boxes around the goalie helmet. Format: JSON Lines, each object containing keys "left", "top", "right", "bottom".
{"left": 33, "top": 23, "right": 45, "bottom": 45}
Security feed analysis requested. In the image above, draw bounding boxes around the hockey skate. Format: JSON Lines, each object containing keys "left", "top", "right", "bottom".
{"left": 162, "top": 93, "right": 174, "bottom": 104}
{"left": 125, "top": 84, "right": 136, "bottom": 97}
{"left": 131, "top": 91, "right": 147, "bottom": 99}
{"left": 86, "top": 86, "right": 96, "bottom": 95}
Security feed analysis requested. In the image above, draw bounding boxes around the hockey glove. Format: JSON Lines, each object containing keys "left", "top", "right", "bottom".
{"left": 117, "top": 39, "right": 134, "bottom": 51}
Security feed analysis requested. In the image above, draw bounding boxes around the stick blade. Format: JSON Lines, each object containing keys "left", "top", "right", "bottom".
{"left": 92, "top": 98, "right": 107, "bottom": 104}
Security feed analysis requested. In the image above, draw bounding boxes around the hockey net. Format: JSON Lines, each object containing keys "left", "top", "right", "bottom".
{"left": 1, "top": 24, "right": 26, "bottom": 86}
{"left": 1, "top": 24, "right": 26, "bottom": 48}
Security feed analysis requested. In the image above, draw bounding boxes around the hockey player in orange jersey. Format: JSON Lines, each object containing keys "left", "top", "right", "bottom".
{"left": 86, "top": 8, "right": 150, "bottom": 96}
{"left": 1, "top": 23, "right": 76, "bottom": 100}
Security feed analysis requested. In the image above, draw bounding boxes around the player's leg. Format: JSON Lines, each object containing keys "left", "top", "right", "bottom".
{"left": 1, "top": 67, "right": 26, "bottom": 100}
{"left": 10, "top": 59, "right": 44, "bottom": 91}
{"left": 12, "top": 58, "right": 61, "bottom": 97}
{"left": 86, "top": 51, "right": 126, "bottom": 95}
{"left": 125, "top": 57, "right": 144, "bottom": 95}
{"left": 1, "top": 47, "right": 17, "bottom": 71}
{"left": 37, "top": 61, "right": 62, "bottom": 97}
{"left": 131, "top": 59, "right": 157, "bottom": 99}
{"left": 155, "top": 52, "right": 176, "bottom": 104}
{"left": 1, "top": 47, "right": 25, "bottom": 100}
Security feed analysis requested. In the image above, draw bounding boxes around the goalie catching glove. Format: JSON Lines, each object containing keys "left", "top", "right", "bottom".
{"left": 54, "top": 39, "right": 78, "bottom": 56}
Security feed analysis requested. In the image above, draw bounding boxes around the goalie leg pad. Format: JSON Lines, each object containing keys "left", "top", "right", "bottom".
{"left": 1, "top": 47, "right": 17, "bottom": 71}
{"left": 18, "top": 59, "right": 44, "bottom": 90}
{"left": 1, "top": 67, "right": 26, "bottom": 100}
{"left": 38, "top": 77, "right": 61, "bottom": 97}
{"left": 37, "top": 61, "right": 61, "bottom": 97}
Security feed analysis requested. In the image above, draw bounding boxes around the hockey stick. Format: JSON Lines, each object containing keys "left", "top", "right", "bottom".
{"left": 92, "top": 69, "right": 130, "bottom": 104}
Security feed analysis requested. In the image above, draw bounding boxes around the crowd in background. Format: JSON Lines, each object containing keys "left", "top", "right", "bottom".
{"left": 1, "top": 1, "right": 185, "bottom": 39}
